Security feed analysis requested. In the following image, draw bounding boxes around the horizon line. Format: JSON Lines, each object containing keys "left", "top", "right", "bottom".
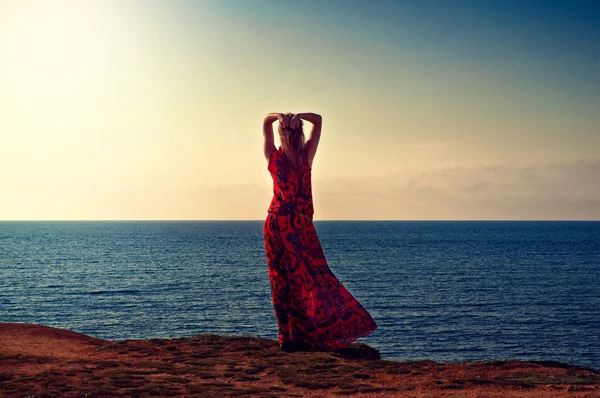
{"left": 1, "top": 219, "right": 599, "bottom": 223}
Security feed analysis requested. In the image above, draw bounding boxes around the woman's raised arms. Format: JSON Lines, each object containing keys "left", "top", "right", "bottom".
{"left": 290, "top": 113, "right": 322, "bottom": 168}
{"left": 263, "top": 113, "right": 289, "bottom": 161}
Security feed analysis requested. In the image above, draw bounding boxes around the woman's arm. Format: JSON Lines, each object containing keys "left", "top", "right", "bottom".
{"left": 263, "top": 113, "right": 289, "bottom": 161}
{"left": 291, "top": 113, "right": 322, "bottom": 167}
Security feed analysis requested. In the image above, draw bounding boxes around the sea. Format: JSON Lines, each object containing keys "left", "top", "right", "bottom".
{"left": 1, "top": 221, "right": 598, "bottom": 370}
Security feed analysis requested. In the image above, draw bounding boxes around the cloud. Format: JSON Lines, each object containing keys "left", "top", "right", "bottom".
{"left": 315, "top": 158, "right": 600, "bottom": 220}
{"left": 2, "top": 158, "right": 598, "bottom": 220}
{"left": 404, "top": 141, "right": 449, "bottom": 151}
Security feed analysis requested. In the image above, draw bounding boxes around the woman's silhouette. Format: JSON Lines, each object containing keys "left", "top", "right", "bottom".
{"left": 262, "top": 112, "right": 377, "bottom": 352}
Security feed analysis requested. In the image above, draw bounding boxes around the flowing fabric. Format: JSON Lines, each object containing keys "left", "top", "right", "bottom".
{"left": 264, "top": 148, "right": 377, "bottom": 350}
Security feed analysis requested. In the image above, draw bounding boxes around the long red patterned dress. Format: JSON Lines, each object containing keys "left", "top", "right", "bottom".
{"left": 264, "top": 148, "right": 377, "bottom": 350}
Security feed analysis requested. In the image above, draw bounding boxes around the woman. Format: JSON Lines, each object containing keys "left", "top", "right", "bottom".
{"left": 263, "top": 112, "right": 377, "bottom": 352}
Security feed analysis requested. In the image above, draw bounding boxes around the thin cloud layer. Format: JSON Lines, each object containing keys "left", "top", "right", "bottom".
{"left": 316, "top": 158, "right": 600, "bottom": 220}
{"left": 2, "top": 159, "right": 598, "bottom": 220}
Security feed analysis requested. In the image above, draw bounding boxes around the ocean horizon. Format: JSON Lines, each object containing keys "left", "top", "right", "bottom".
{"left": 1, "top": 220, "right": 598, "bottom": 370}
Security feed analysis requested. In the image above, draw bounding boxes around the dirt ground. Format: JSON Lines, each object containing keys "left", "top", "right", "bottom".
{"left": 1, "top": 323, "right": 599, "bottom": 397}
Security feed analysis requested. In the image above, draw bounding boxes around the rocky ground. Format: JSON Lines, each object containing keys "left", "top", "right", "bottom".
{"left": 1, "top": 323, "right": 599, "bottom": 397}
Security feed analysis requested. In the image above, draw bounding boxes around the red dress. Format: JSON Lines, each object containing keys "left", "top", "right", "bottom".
{"left": 264, "top": 148, "right": 377, "bottom": 350}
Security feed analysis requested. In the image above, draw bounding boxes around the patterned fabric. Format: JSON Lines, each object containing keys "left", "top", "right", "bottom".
{"left": 264, "top": 148, "right": 377, "bottom": 350}
{"left": 267, "top": 148, "right": 314, "bottom": 219}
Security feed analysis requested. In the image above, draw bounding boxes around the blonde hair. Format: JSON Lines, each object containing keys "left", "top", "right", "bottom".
{"left": 278, "top": 113, "right": 306, "bottom": 177}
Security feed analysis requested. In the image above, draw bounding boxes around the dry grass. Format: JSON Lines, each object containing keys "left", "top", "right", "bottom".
{"left": 2, "top": 328, "right": 600, "bottom": 397}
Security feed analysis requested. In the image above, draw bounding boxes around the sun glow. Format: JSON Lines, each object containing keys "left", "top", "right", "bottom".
{"left": 3, "top": 1, "right": 135, "bottom": 101}
{"left": 18, "top": 6, "right": 82, "bottom": 69}
{"left": 0, "top": 0, "right": 153, "bottom": 207}
{"left": 1, "top": 1, "right": 598, "bottom": 221}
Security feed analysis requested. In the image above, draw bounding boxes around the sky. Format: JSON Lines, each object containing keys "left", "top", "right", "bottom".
{"left": 1, "top": 0, "right": 599, "bottom": 220}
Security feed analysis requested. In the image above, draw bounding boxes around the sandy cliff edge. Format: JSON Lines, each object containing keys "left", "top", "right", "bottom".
{"left": 1, "top": 323, "right": 599, "bottom": 397}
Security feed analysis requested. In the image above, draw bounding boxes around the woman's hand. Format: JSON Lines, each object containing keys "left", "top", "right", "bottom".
{"left": 289, "top": 114, "right": 302, "bottom": 129}
{"left": 278, "top": 113, "right": 290, "bottom": 128}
